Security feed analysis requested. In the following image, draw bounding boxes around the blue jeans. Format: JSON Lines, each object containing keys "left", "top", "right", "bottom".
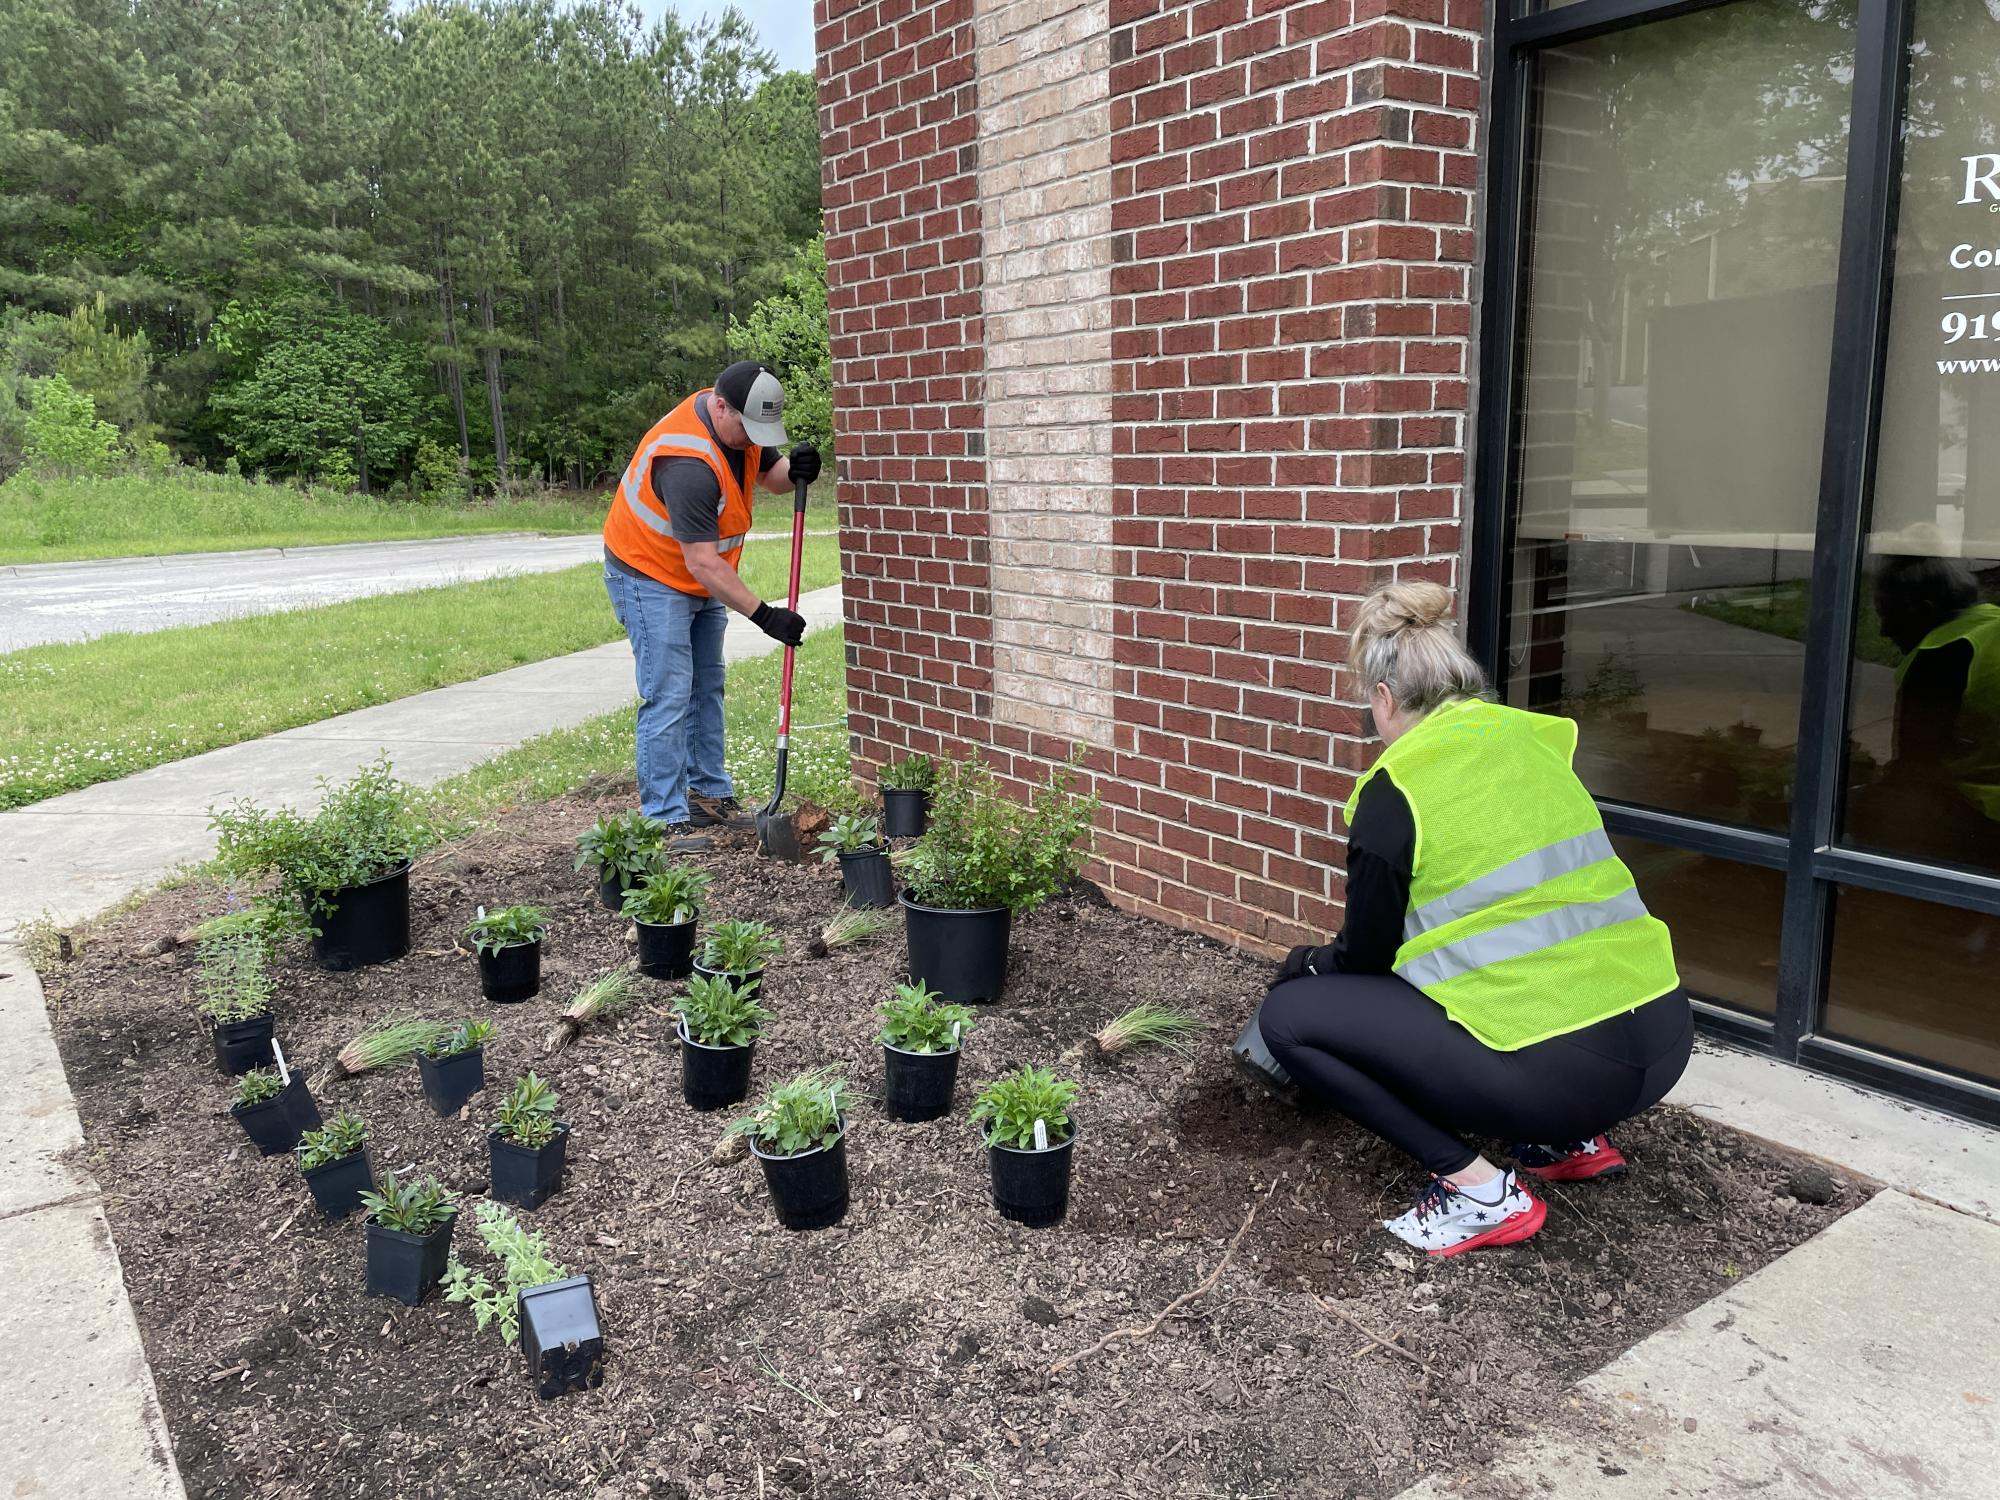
{"left": 603, "top": 566, "right": 733, "bottom": 823}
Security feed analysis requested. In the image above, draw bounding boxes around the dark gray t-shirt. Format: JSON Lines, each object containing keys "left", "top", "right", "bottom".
{"left": 651, "top": 392, "right": 777, "bottom": 544}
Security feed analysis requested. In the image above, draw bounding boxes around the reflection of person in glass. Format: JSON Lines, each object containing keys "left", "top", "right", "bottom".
{"left": 1865, "top": 540, "right": 2000, "bottom": 870}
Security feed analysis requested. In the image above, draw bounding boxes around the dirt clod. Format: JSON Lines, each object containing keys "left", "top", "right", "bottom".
{"left": 1021, "top": 1295, "right": 1059, "bottom": 1326}
{"left": 1786, "top": 1164, "right": 1839, "bottom": 1205}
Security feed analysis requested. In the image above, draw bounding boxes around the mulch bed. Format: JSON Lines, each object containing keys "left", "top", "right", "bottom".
{"left": 45, "top": 784, "right": 1858, "bottom": 1500}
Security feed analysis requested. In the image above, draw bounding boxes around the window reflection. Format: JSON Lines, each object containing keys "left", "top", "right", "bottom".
{"left": 1610, "top": 835, "right": 1782, "bottom": 1017}
{"left": 1824, "top": 886, "right": 2000, "bottom": 1087}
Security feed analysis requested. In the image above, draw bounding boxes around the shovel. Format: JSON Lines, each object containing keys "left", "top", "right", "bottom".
{"left": 755, "top": 473, "right": 811, "bottom": 861}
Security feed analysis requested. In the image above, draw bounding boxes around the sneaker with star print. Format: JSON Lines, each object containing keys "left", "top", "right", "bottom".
{"left": 1383, "top": 1169, "right": 1546, "bottom": 1257}
{"left": 1512, "top": 1134, "right": 1629, "bottom": 1183}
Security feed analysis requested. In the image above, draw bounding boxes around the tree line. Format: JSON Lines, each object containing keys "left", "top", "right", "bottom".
{"left": 0, "top": 0, "right": 827, "bottom": 494}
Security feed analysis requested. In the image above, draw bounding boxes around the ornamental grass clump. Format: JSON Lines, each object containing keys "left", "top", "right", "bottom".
{"left": 1092, "top": 1003, "right": 1206, "bottom": 1057}
{"left": 877, "top": 981, "right": 974, "bottom": 1055}
{"left": 209, "top": 758, "right": 435, "bottom": 917}
{"left": 318, "top": 1015, "right": 448, "bottom": 1086}
{"left": 674, "top": 974, "right": 771, "bottom": 1048}
{"left": 806, "top": 907, "right": 895, "bottom": 958}
{"left": 903, "top": 753, "right": 1099, "bottom": 915}
{"left": 543, "top": 968, "right": 641, "bottom": 1052}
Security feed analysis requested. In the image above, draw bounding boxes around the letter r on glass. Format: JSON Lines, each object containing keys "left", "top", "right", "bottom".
{"left": 1961, "top": 154, "right": 2000, "bottom": 204}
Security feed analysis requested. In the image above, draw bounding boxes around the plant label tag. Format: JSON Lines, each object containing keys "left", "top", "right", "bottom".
{"left": 272, "top": 1037, "right": 291, "bottom": 1086}
{"left": 1033, "top": 1118, "right": 1048, "bottom": 1152}
{"left": 952, "top": 1021, "right": 962, "bottom": 1047}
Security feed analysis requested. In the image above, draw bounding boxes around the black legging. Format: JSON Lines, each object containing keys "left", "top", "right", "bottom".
{"left": 1257, "top": 975, "right": 1694, "bottom": 1177}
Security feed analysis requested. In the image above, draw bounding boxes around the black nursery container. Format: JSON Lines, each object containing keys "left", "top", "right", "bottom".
{"left": 635, "top": 919, "right": 696, "bottom": 980}
{"left": 478, "top": 940, "right": 542, "bottom": 1004}
{"left": 882, "top": 1043, "right": 961, "bottom": 1123}
{"left": 416, "top": 1046, "right": 485, "bottom": 1116}
{"left": 231, "top": 1074, "right": 322, "bottom": 1156}
{"left": 988, "top": 1123, "right": 1076, "bottom": 1228}
{"left": 309, "top": 862, "right": 411, "bottom": 972}
{"left": 596, "top": 865, "right": 639, "bottom": 913}
{"left": 902, "top": 892, "right": 1012, "bottom": 1004}
{"left": 690, "top": 958, "right": 764, "bottom": 996}
{"left": 678, "top": 1022, "right": 756, "bottom": 1112}
{"left": 752, "top": 1125, "right": 851, "bottom": 1231}
{"left": 882, "top": 788, "right": 929, "bottom": 839}
{"left": 211, "top": 1014, "right": 275, "bottom": 1075}
{"left": 838, "top": 846, "right": 896, "bottom": 909}
{"left": 490, "top": 1123, "right": 570, "bottom": 1210}
{"left": 365, "top": 1211, "right": 457, "bottom": 1305}
{"left": 301, "top": 1147, "right": 374, "bottom": 1219}
{"left": 519, "top": 1275, "right": 606, "bottom": 1399}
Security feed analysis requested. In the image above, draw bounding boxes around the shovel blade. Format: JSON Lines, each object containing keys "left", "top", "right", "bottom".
{"left": 756, "top": 810, "right": 803, "bottom": 863}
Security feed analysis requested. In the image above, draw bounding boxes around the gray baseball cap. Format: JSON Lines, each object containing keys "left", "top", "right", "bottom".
{"left": 716, "top": 360, "right": 789, "bottom": 447}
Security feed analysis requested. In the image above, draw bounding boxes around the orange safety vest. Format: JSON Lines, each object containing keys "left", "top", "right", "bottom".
{"left": 602, "top": 391, "right": 756, "bottom": 595}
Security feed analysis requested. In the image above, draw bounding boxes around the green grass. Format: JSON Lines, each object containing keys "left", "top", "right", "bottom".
{"left": 0, "top": 469, "right": 839, "bottom": 565}
{"left": 1684, "top": 580, "right": 1901, "bottom": 669}
{"left": 0, "top": 536, "right": 837, "bottom": 810}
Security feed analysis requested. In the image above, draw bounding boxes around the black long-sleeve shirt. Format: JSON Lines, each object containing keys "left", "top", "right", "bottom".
{"left": 1303, "top": 769, "right": 1417, "bottom": 976}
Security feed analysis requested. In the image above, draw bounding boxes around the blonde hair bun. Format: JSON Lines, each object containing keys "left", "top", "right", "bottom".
{"left": 1350, "top": 580, "right": 1486, "bottom": 717}
{"left": 1354, "top": 580, "right": 1453, "bottom": 635}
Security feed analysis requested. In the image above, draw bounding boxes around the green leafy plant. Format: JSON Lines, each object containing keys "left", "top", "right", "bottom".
{"left": 674, "top": 973, "right": 772, "bottom": 1048}
{"left": 545, "top": 968, "right": 641, "bottom": 1052}
{"left": 1092, "top": 1004, "right": 1206, "bottom": 1057}
{"left": 807, "top": 907, "right": 896, "bottom": 958}
{"left": 815, "top": 812, "right": 883, "bottom": 862}
{"left": 194, "top": 919, "right": 276, "bottom": 1024}
{"left": 970, "top": 1066, "right": 1078, "bottom": 1150}
{"left": 877, "top": 981, "right": 974, "bottom": 1054}
{"left": 700, "top": 919, "right": 782, "bottom": 975}
{"left": 465, "top": 904, "right": 546, "bottom": 955}
{"left": 233, "top": 1067, "right": 284, "bottom": 1108}
{"left": 358, "top": 1170, "right": 456, "bottom": 1234}
{"left": 320, "top": 1015, "right": 448, "bottom": 1085}
{"left": 297, "top": 1112, "right": 367, "bottom": 1170}
{"left": 620, "top": 861, "right": 711, "bottom": 925}
{"left": 194, "top": 897, "right": 314, "bottom": 952}
{"left": 495, "top": 1072, "right": 560, "bottom": 1149}
{"left": 725, "top": 1067, "right": 847, "bottom": 1158}
{"left": 209, "top": 758, "right": 435, "bottom": 916}
{"left": 425, "top": 1019, "right": 494, "bottom": 1059}
{"left": 879, "top": 753, "right": 935, "bottom": 792}
{"left": 574, "top": 811, "right": 664, "bottom": 882}
{"left": 441, "top": 1201, "right": 569, "bottom": 1346}
{"left": 903, "top": 753, "right": 1099, "bottom": 914}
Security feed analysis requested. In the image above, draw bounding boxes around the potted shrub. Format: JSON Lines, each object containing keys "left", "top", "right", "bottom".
{"left": 971, "top": 1065, "right": 1079, "bottom": 1228}
{"left": 575, "top": 811, "right": 664, "bottom": 912}
{"left": 817, "top": 813, "right": 895, "bottom": 909}
{"left": 444, "top": 1202, "right": 605, "bottom": 1398}
{"left": 490, "top": 1072, "right": 569, "bottom": 1210}
{"left": 296, "top": 1112, "right": 372, "bottom": 1219}
{"left": 359, "top": 1170, "right": 458, "bottom": 1305}
{"left": 879, "top": 752, "right": 935, "bottom": 838}
{"left": 229, "top": 1064, "right": 322, "bottom": 1155}
{"left": 674, "top": 973, "right": 772, "bottom": 1112}
{"left": 194, "top": 914, "right": 277, "bottom": 1075}
{"left": 465, "top": 904, "right": 547, "bottom": 1003}
{"left": 209, "top": 758, "right": 432, "bottom": 971}
{"left": 727, "top": 1068, "right": 851, "bottom": 1231}
{"left": 693, "top": 918, "right": 782, "bottom": 994}
{"left": 900, "top": 754, "right": 1100, "bottom": 1004}
{"left": 416, "top": 1019, "right": 493, "bottom": 1116}
{"left": 878, "top": 981, "right": 975, "bottom": 1123}
{"left": 620, "top": 861, "right": 711, "bottom": 980}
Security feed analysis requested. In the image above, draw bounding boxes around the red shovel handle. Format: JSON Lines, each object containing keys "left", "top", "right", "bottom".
{"left": 776, "top": 476, "right": 807, "bottom": 738}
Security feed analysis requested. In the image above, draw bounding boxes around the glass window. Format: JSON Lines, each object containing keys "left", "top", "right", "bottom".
{"left": 1500, "top": 1, "right": 1855, "bottom": 832}
{"left": 1611, "top": 835, "right": 1784, "bottom": 1017}
{"left": 1823, "top": 886, "right": 2000, "bottom": 1087}
{"left": 1840, "top": 0, "right": 2000, "bottom": 879}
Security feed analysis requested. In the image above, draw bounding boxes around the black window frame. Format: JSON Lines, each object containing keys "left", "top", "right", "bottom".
{"left": 1471, "top": 0, "right": 2000, "bottom": 1125}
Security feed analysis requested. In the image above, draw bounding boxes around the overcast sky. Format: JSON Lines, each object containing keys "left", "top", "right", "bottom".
{"left": 640, "top": 0, "right": 816, "bottom": 75}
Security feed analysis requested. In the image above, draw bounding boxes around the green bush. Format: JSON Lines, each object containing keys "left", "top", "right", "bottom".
{"left": 728, "top": 235, "right": 830, "bottom": 462}
{"left": 209, "top": 758, "right": 438, "bottom": 916}
{"left": 23, "top": 376, "right": 118, "bottom": 477}
{"left": 902, "top": 754, "right": 1099, "bottom": 914}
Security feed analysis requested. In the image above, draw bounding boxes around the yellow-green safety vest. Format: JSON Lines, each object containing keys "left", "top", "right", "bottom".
{"left": 1894, "top": 602, "right": 2000, "bottom": 823}
{"left": 1345, "top": 697, "right": 1680, "bottom": 1051}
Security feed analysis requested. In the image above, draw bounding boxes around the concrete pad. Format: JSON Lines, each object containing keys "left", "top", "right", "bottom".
{"left": 1398, "top": 1190, "right": 2000, "bottom": 1500}
{"left": 0, "top": 960, "right": 88, "bottom": 1217}
{"left": 0, "top": 812, "right": 212, "bottom": 939}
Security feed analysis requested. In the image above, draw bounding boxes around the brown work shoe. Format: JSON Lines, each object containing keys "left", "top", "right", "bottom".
{"left": 660, "top": 820, "right": 715, "bottom": 853}
{"left": 686, "top": 793, "right": 756, "bottom": 831}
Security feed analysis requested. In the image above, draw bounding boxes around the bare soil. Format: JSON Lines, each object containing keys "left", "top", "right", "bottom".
{"left": 45, "top": 785, "right": 1857, "bottom": 1500}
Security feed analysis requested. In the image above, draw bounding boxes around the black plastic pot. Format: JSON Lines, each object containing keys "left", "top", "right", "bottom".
{"left": 691, "top": 958, "right": 764, "bottom": 997}
{"left": 309, "top": 862, "right": 411, "bottom": 972}
{"left": 416, "top": 1046, "right": 485, "bottom": 1116}
{"left": 635, "top": 919, "right": 696, "bottom": 980}
{"left": 211, "top": 1014, "right": 274, "bottom": 1075}
{"left": 477, "top": 939, "right": 542, "bottom": 1004}
{"left": 490, "top": 1122, "right": 570, "bottom": 1210}
{"left": 883, "top": 1043, "right": 961, "bottom": 1123}
{"left": 838, "top": 845, "right": 896, "bottom": 908}
{"left": 301, "top": 1147, "right": 374, "bottom": 1220}
{"left": 882, "top": 788, "right": 929, "bottom": 839}
{"left": 902, "top": 892, "right": 1011, "bottom": 1004}
{"left": 596, "top": 864, "right": 640, "bottom": 913}
{"left": 752, "top": 1125, "right": 850, "bottom": 1231}
{"left": 518, "top": 1274, "right": 606, "bottom": 1399}
{"left": 230, "top": 1074, "right": 322, "bottom": 1156}
{"left": 365, "top": 1211, "right": 457, "bottom": 1305}
{"left": 988, "top": 1123, "right": 1076, "bottom": 1228}
{"left": 678, "top": 1020, "right": 755, "bottom": 1112}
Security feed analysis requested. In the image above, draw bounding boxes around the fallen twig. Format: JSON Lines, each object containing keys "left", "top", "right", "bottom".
{"left": 1312, "top": 1295, "right": 1437, "bottom": 1377}
{"left": 267, "top": 1205, "right": 304, "bottom": 1243}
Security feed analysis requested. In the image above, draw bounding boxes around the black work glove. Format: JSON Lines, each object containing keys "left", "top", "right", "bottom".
{"left": 751, "top": 601, "right": 806, "bottom": 647}
{"left": 787, "top": 442, "right": 822, "bottom": 486}
{"left": 1273, "top": 943, "right": 1330, "bottom": 986}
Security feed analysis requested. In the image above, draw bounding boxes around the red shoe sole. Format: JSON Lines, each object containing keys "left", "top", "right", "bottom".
{"left": 1427, "top": 1194, "right": 1548, "bottom": 1258}
{"left": 1520, "top": 1148, "right": 1629, "bottom": 1183}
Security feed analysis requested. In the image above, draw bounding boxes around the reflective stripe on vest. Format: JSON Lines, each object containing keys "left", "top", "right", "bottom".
{"left": 602, "top": 391, "right": 756, "bottom": 595}
{"left": 1404, "top": 827, "right": 1619, "bottom": 942}
{"left": 1398, "top": 886, "right": 1651, "bottom": 991}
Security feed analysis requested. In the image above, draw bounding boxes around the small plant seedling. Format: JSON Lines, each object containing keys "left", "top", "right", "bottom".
{"left": 970, "top": 1066, "right": 1078, "bottom": 1150}
{"left": 465, "top": 905, "right": 547, "bottom": 955}
{"left": 426, "top": 1019, "right": 495, "bottom": 1059}
{"left": 806, "top": 908, "right": 895, "bottom": 958}
{"left": 297, "top": 1112, "right": 367, "bottom": 1170}
{"left": 726, "top": 1068, "right": 847, "bottom": 1157}
{"left": 574, "top": 811, "right": 665, "bottom": 881}
{"left": 442, "top": 1201, "right": 568, "bottom": 1345}
{"left": 879, "top": 753, "right": 936, "bottom": 792}
{"left": 701, "top": 919, "right": 782, "bottom": 975}
{"left": 359, "top": 1170, "right": 457, "bottom": 1234}
{"left": 878, "top": 981, "right": 974, "bottom": 1054}
{"left": 620, "top": 861, "right": 712, "bottom": 926}
{"left": 815, "top": 812, "right": 883, "bottom": 862}
{"left": 194, "top": 919, "right": 277, "bottom": 1024}
{"left": 495, "top": 1073, "right": 560, "bottom": 1149}
{"left": 675, "top": 973, "right": 772, "bottom": 1048}
{"left": 1092, "top": 1003, "right": 1206, "bottom": 1057}
{"left": 209, "top": 757, "right": 435, "bottom": 916}
{"left": 544, "top": 968, "right": 641, "bottom": 1052}
{"left": 320, "top": 1015, "right": 449, "bottom": 1086}
{"left": 233, "top": 1067, "right": 285, "bottom": 1108}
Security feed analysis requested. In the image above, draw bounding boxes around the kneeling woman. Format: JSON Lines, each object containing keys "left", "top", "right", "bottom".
{"left": 1257, "top": 583, "right": 1691, "bottom": 1258}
